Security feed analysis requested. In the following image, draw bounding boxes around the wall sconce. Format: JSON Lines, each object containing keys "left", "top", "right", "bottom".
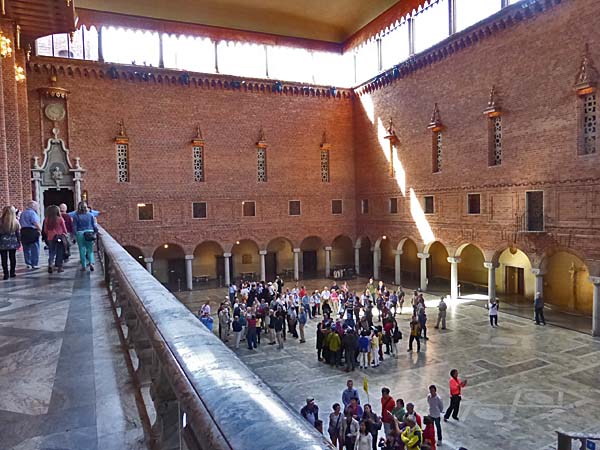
{"left": 15, "top": 65, "right": 25, "bottom": 82}
{"left": 0, "top": 32, "right": 13, "bottom": 58}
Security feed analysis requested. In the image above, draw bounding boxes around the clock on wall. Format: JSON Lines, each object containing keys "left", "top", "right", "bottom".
{"left": 44, "top": 103, "right": 66, "bottom": 122}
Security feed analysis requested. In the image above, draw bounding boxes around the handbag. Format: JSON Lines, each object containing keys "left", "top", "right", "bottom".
{"left": 0, "top": 233, "right": 19, "bottom": 250}
{"left": 21, "top": 227, "right": 40, "bottom": 245}
{"left": 83, "top": 231, "right": 96, "bottom": 242}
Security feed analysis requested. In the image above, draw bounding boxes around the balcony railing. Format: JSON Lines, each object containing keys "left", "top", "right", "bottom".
{"left": 97, "top": 226, "right": 334, "bottom": 450}
{"left": 556, "top": 431, "right": 600, "bottom": 450}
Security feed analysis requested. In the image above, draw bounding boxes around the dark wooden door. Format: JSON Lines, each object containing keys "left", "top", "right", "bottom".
{"left": 43, "top": 188, "right": 74, "bottom": 212}
{"left": 265, "top": 252, "right": 277, "bottom": 281}
{"left": 303, "top": 250, "right": 317, "bottom": 275}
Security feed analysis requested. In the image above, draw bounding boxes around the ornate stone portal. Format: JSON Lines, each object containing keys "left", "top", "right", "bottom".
{"left": 32, "top": 128, "right": 85, "bottom": 211}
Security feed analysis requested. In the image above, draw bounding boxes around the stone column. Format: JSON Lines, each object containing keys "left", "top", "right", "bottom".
{"left": 259, "top": 250, "right": 267, "bottom": 281}
{"left": 293, "top": 248, "right": 301, "bottom": 281}
{"left": 447, "top": 257, "right": 461, "bottom": 300}
{"left": 184, "top": 255, "right": 193, "bottom": 291}
{"left": 354, "top": 246, "right": 360, "bottom": 275}
{"left": 590, "top": 276, "right": 600, "bottom": 337}
{"left": 417, "top": 253, "right": 430, "bottom": 291}
{"left": 484, "top": 261, "right": 498, "bottom": 301}
{"left": 373, "top": 247, "right": 380, "bottom": 280}
{"left": 144, "top": 257, "right": 153, "bottom": 273}
{"left": 394, "top": 250, "right": 403, "bottom": 286}
{"left": 325, "top": 246, "right": 332, "bottom": 278}
{"left": 224, "top": 252, "right": 232, "bottom": 286}
{"left": 531, "top": 268, "right": 544, "bottom": 297}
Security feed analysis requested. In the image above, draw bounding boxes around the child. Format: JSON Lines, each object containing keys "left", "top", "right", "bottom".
{"left": 423, "top": 415, "right": 436, "bottom": 450}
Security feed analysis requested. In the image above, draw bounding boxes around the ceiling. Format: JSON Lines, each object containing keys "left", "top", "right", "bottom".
{"left": 75, "top": 0, "right": 402, "bottom": 43}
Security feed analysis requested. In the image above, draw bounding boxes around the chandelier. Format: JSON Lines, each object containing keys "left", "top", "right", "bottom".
{"left": 0, "top": 32, "right": 12, "bottom": 58}
{"left": 15, "top": 65, "right": 25, "bottom": 82}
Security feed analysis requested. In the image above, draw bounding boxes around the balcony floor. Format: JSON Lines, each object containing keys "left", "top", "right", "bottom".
{"left": 0, "top": 252, "right": 146, "bottom": 450}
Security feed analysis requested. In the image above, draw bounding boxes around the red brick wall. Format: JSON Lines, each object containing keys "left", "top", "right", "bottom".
{"left": 353, "top": 0, "right": 600, "bottom": 272}
{"left": 26, "top": 62, "right": 356, "bottom": 256}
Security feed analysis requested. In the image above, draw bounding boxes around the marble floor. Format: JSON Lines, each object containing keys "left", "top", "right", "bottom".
{"left": 177, "top": 278, "right": 600, "bottom": 450}
{"left": 0, "top": 252, "right": 146, "bottom": 450}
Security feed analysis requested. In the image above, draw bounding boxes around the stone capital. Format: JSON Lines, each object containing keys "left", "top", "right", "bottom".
{"left": 223, "top": 252, "right": 232, "bottom": 258}
{"left": 394, "top": 249, "right": 403, "bottom": 256}
{"left": 531, "top": 268, "right": 544, "bottom": 277}
{"left": 417, "top": 252, "right": 430, "bottom": 259}
{"left": 293, "top": 248, "right": 301, "bottom": 253}
{"left": 447, "top": 257, "right": 461, "bottom": 264}
{"left": 143, "top": 257, "right": 153, "bottom": 263}
{"left": 259, "top": 250, "right": 268, "bottom": 255}
{"left": 324, "top": 246, "right": 332, "bottom": 251}
{"left": 589, "top": 276, "right": 600, "bottom": 285}
{"left": 483, "top": 261, "right": 499, "bottom": 270}
{"left": 185, "top": 255, "right": 194, "bottom": 260}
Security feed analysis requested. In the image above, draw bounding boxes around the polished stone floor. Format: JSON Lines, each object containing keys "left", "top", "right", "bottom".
{"left": 0, "top": 252, "right": 146, "bottom": 450}
{"left": 177, "top": 278, "right": 600, "bottom": 450}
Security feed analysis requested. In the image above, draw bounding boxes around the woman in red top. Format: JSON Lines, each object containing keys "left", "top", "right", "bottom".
{"left": 423, "top": 415, "right": 436, "bottom": 450}
{"left": 443, "top": 368, "right": 467, "bottom": 421}
{"left": 43, "top": 205, "right": 68, "bottom": 273}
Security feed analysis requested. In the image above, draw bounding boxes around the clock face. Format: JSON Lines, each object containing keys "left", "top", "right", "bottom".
{"left": 44, "top": 103, "right": 66, "bottom": 122}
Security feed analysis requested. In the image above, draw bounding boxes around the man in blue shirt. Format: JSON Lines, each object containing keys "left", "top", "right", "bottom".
{"left": 342, "top": 379, "right": 360, "bottom": 408}
{"left": 19, "top": 201, "right": 41, "bottom": 269}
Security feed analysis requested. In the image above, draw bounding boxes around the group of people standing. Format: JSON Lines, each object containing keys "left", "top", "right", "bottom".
{"left": 0, "top": 200, "right": 98, "bottom": 279}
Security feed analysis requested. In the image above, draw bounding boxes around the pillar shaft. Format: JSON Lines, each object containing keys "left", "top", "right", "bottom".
{"left": 224, "top": 252, "right": 232, "bottom": 286}
{"left": 259, "top": 250, "right": 267, "bottom": 282}
{"left": 373, "top": 248, "right": 380, "bottom": 280}
{"left": 394, "top": 251, "right": 402, "bottom": 286}
{"left": 484, "top": 261, "right": 498, "bottom": 301}
{"left": 325, "top": 246, "right": 332, "bottom": 278}
{"left": 354, "top": 247, "right": 360, "bottom": 275}
{"left": 293, "top": 248, "right": 300, "bottom": 281}
{"left": 448, "top": 257, "right": 461, "bottom": 300}
{"left": 532, "top": 268, "right": 544, "bottom": 297}
{"left": 144, "top": 257, "right": 153, "bottom": 273}
{"left": 417, "top": 253, "right": 429, "bottom": 291}
{"left": 590, "top": 277, "right": 600, "bottom": 337}
{"left": 185, "top": 255, "right": 193, "bottom": 291}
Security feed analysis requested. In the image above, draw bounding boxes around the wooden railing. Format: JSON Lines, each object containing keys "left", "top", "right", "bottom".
{"left": 97, "top": 226, "right": 334, "bottom": 450}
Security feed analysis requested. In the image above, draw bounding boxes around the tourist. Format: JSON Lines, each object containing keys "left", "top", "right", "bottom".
{"left": 0, "top": 206, "right": 20, "bottom": 280}
{"left": 316, "top": 322, "right": 325, "bottom": 359}
{"left": 58, "top": 203, "right": 73, "bottom": 260}
{"left": 380, "top": 387, "right": 395, "bottom": 437}
{"left": 346, "top": 396, "right": 363, "bottom": 421}
{"left": 397, "top": 286, "right": 405, "bottom": 314}
{"left": 444, "top": 369, "right": 467, "bottom": 422}
{"left": 72, "top": 201, "right": 98, "bottom": 271}
{"left": 400, "top": 415, "right": 422, "bottom": 450}
{"left": 361, "top": 404, "right": 381, "bottom": 450}
{"left": 341, "top": 410, "right": 359, "bottom": 450}
{"left": 405, "top": 403, "right": 422, "bottom": 428}
{"left": 534, "top": 291, "right": 546, "bottom": 325}
{"left": 298, "top": 305, "right": 307, "bottom": 343}
{"left": 358, "top": 331, "right": 370, "bottom": 369}
{"left": 232, "top": 315, "right": 243, "bottom": 349}
{"left": 328, "top": 326, "right": 342, "bottom": 367}
{"left": 19, "top": 200, "right": 41, "bottom": 269}
{"left": 218, "top": 301, "right": 231, "bottom": 342}
{"left": 274, "top": 311, "right": 285, "bottom": 349}
{"left": 355, "top": 421, "right": 373, "bottom": 450}
{"left": 434, "top": 297, "right": 447, "bottom": 330}
{"left": 328, "top": 403, "right": 344, "bottom": 449}
{"left": 246, "top": 312, "right": 257, "bottom": 350}
{"left": 407, "top": 315, "right": 421, "bottom": 353}
{"left": 342, "top": 329, "right": 359, "bottom": 372}
{"left": 42, "top": 205, "right": 68, "bottom": 273}
{"left": 391, "top": 399, "right": 405, "bottom": 422}
{"left": 417, "top": 299, "right": 428, "bottom": 341}
{"left": 426, "top": 385, "right": 443, "bottom": 442}
{"left": 201, "top": 301, "right": 211, "bottom": 316}
{"left": 391, "top": 321, "right": 402, "bottom": 357}
{"left": 228, "top": 283, "right": 237, "bottom": 302}
{"left": 489, "top": 298, "right": 499, "bottom": 327}
{"left": 422, "top": 415, "right": 436, "bottom": 450}
{"left": 371, "top": 330, "right": 380, "bottom": 367}
{"left": 300, "top": 398, "right": 320, "bottom": 429}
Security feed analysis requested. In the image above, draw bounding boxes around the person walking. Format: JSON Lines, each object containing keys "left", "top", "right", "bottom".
{"left": 444, "top": 369, "right": 467, "bottom": 422}
{"left": 0, "top": 206, "right": 20, "bottom": 280}
{"left": 489, "top": 299, "right": 499, "bottom": 327}
{"left": 534, "top": 291, "right": 546, "bottom": 325}
{"left": 427, "top": 385, "right": 444, "bottom": 442}
{"left": 434, "top": 297, "right": 447, "bottom": 330}
{"left": 72, "top": 201, "right": 98, "bottom": 271}
{"left": 380, "top": 387, "right": 395, "bottom": 438}
{"left": 42, "top": 205, "right": 68, "bottom": 273}
{"left": 19, "top": 200, "right": 41, "bottom": 269}
{"left": 407, "top": 315, "right": 421, "bottom": 353}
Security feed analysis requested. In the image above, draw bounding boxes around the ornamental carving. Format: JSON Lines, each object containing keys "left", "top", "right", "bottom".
{"left": 575, "top": 44, "right": 599, "bottom": 94}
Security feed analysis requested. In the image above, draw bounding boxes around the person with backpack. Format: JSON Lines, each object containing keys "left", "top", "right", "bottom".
{"left": 42, "top": 205, "right": 68, "bottom": 274}
{"left": 0, "top": 206, "right": 20, "bottom": 280}
{"left": 19, "top": 200, "right": 41, "bottom": 269}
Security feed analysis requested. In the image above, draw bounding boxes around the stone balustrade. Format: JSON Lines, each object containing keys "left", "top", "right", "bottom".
{"left": 97, "top": 226, "right": 334, "bottom": 450}
{"left": 556, "top": 431, "right": 600, "bottom": 450}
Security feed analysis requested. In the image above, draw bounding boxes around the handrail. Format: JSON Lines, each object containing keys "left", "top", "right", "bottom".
{"left": 97, "top": 226, "right": 334, "bottom": 450}
{"left": 556, "top": 431, "right": 600, "bottom": 450}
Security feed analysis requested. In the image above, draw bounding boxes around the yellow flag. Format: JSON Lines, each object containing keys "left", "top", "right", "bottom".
{"left": 363, "top": 376, "right": 368, "bottom": 394}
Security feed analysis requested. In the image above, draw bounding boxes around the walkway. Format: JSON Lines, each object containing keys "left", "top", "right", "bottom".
{"left": 0, "top": 253, "right": 146, "bottom": 450}
{"left": 176, "top": 278, "right": 600, "bottom": 450}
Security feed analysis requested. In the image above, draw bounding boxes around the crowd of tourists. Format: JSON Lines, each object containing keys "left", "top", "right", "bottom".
{"left": 0, "top": 200, "right": 98, "bottom": 279}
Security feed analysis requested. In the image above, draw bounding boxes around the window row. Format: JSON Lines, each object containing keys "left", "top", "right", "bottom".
{"left": 360, "top": 193, "right": 481, "bottom": 215}
{"left": 35, "top": 1, "right": 523, "bottom": 86}
{"left": 136, "top": 199, "right": 346, "bottom": 220}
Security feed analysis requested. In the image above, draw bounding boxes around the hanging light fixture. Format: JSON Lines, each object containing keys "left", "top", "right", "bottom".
{"left": 15, "top": 65, "right": 25, "bottom": 82}
{"left": 0, "top": 32, "right": 13, "bottom": 58}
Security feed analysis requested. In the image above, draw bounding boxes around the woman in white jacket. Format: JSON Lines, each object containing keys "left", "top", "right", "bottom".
{"left": 354, "top": 421, "right": 373, "bottom": 450}
{"left": 341, "top": 411, "right": 359, "bottom": 449}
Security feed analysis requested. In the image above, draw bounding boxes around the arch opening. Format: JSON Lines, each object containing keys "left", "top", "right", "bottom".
{"left": 427, "top": 241, "right": 449, "bottom": 292}
{"left": 232, "top": 239, "right": 260, "bottom": 281}
{"left": 357, "top": 236, "right": 373, "bottom": 277}
{"left": 497, "top": 247, "right": 535, "bottom": 301}
{"left": 457, "top": 244, "right": 487, "bottom": 296}
{"left": 300, "top": 236, "right": 325, "bottom": 278}
{"left": 266, "top": 237, "right": 294, "bottom": 281}
{"left": 544, "top": 251, "right": 593, "bottom": 314}
{"left": 193, "top": 241, "right": 225, "bottom": 289}
{"left": 400, "top": 238, "right": 419, "bottom": 287}
{"left": 153, "top": 243, "right": 185, "bottom": 289}
{"left": 124, "top": 245, "right": 145, "bottom": 267}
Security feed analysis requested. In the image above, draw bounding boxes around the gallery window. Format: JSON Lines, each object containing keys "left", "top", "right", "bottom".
{"left": 192, "top": 202, "right": 207, "bottom": 219}
{"left": 467, "top": 194, "right": 481, "bottom": 214}
{"left": 389, "top": 197, "right": 398, "bottom": 214}
{"left": 331, "top": 199, "right": 343, "bottom": 215}
{"left": 361, "top": 199, "right": 369, "bottom": 214}
{"left": 242, "top": 201, "right": 256, "bottom": 217}
{"left": 137, "top": 203, "right": 154, "bottom": 221}
{"left": 289, "top": 200, "right": 301, "bottom": 216}
{"left": 424, "top": 196, "right": 435, "bottom": 214}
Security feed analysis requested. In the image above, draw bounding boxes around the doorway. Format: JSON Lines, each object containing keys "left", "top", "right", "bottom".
{"left": 43, "top": 188, "right": 74, "bottom": 212}
{"left": 303, "top": 250, "right": 317, "bottom": 276}
{"left": 505, "top": 266, "right": 525, "bottom": 295}
{"left": 265, "top": 252, "right": 277, "bottom": 280}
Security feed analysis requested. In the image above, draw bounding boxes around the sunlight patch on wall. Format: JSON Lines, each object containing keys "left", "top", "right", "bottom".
{"left": 410, "top": 188, "right": 435, "bottom": 245}
{"left": 360, "top": 94, "right": 375, "bottom": 124}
